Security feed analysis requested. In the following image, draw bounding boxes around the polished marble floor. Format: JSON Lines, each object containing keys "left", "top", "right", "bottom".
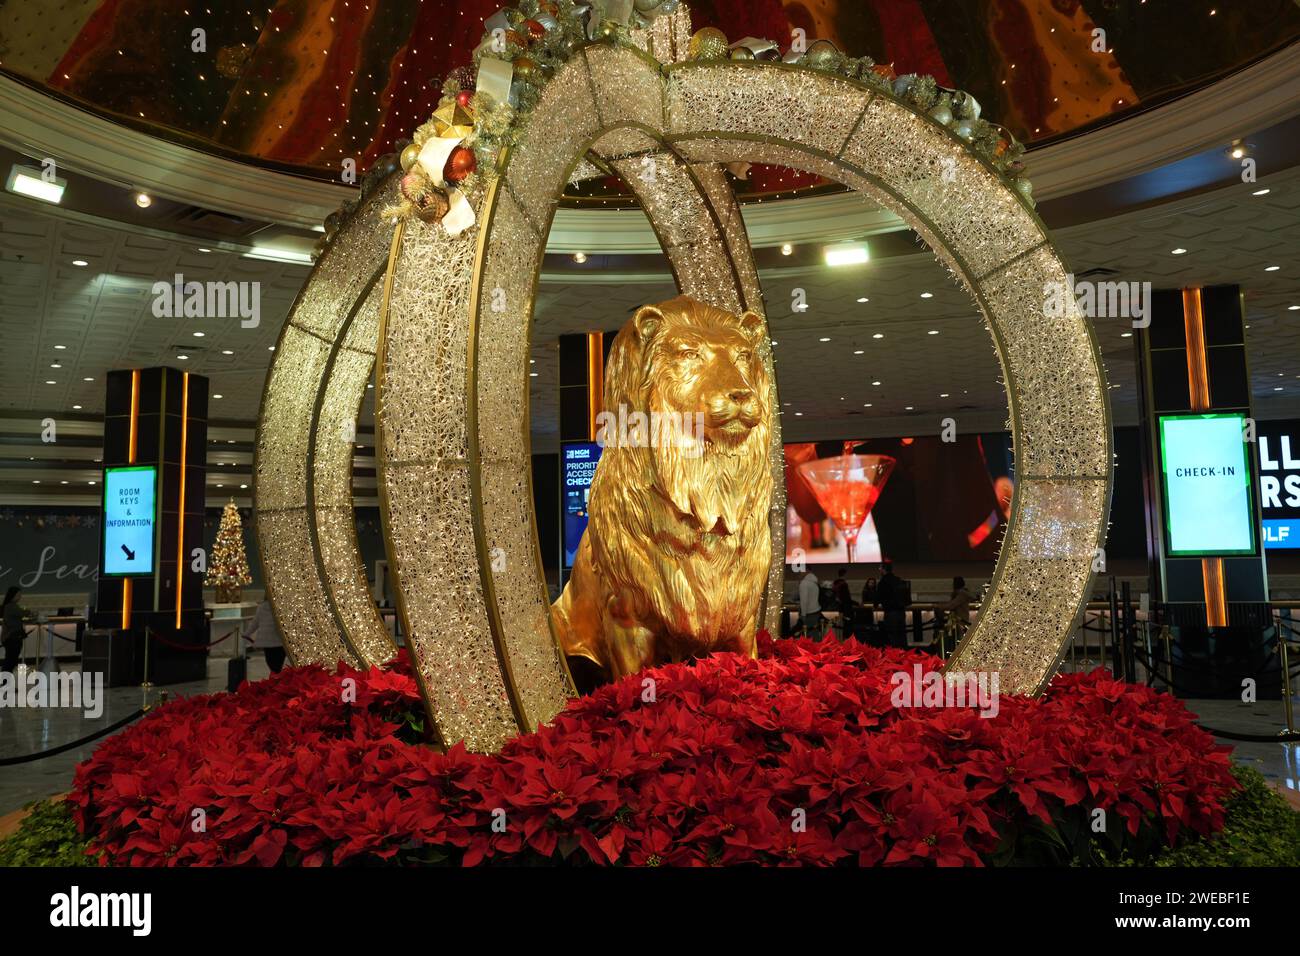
{"left": 0, "top": 659, "right": 1297, "bottom": 817}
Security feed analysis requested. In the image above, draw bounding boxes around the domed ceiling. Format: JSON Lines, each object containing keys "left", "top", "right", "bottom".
{"left": 0, "top": 0, "right": 1295, "bottom": 202}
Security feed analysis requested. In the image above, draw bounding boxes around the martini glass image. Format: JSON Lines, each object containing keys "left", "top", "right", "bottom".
{"left": 796, "top": 454, "right": 896, "bottom": 564}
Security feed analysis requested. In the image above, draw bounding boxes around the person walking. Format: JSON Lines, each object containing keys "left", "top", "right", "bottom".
{"left": 1, "top": 586, "right": 30, "bottom": 673}
{"left": 243, "top": 598, "right": 286, "bottom": 674}
{"left": 938, "top": 576, "right": 976, "bottom": 655}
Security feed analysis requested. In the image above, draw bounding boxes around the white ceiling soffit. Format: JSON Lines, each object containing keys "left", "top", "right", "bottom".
{"left": 1, "top": 44, "right": 1296, "bottom": 244}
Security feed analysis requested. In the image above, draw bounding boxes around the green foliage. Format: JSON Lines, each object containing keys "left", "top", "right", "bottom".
{"left": 0, "top": 800, "right": 96, "bottom": 868}
{"left": 1151, "top": 766, "right": 1300, "bottom": 867}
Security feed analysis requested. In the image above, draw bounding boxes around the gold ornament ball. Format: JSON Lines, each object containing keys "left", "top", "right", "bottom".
{"left": 805, "top": 39, "right": 839, "bottom": 70}
{"left": 688, "top": 27, "right": 729, "bottom": 61}
{"left": 596, "top": 19, "right": 620, "bottom": 41}
{"left": 729, "top": 46, "right": 755, "bottom": 61}
{"left": 513, "top": 56, "right": 540, "bottom": 82}
{"left": 399, "top": 142, "right": 421, "bottom": 171}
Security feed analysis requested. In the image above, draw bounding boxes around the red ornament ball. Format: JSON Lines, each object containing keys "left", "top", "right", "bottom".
{"left": 444, "top": 146, "right": 477, "bottom": 184}
{"left": 455, "top": 89, "right": 474, "bottom": 109}
{"left": 523, "top": 18, "right": 546, "bottom": 42}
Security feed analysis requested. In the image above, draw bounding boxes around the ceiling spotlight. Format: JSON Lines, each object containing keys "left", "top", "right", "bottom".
{"left": 193, "top": 331, "right": 205, "bottom": 337}
{"left": 857, "top": 297, "right": 869, "bottom": 303}
{"left": 927, "top": 329, "right": 939, "bottom": 335}
{"left": 239, "top": 484, "right": 248, "bottom": 489}
{"left": 268, "top": 345, "right": 275, "bottom": 351}
{"left": 221, "top": 349, "right": 234, "bottom": 355}
{"left": 1121, "top": 332, "right": 1133, "bottom": 338}
{"left": 824, "top": 243, "right": 869, "bottom": 267}
{"left": 134, "top": 191, "right": 152, "bottom": 208}
{"left": 177, "top": 354, "right": 188, "bottom": 360}
{"left": 1253, "top": 188, "right": 1271, "bottom": 196}
{"left": 72, "top": 259, "right": 88, "bottom": 267}
{"left": 819, "top": 336, "right": 831, "bottom": 342}
{"left": 53, "top": 344, "right": 66, "bottom": 350}
{"left": 1228, "top": 140, "right": 1248, "bottom": 160}
{"left": 939, "top": 393, "right": 949, "bottom": 398}
{"left": 872, "top": 332, "right": 883, "bottom": 339}
{"left": 1171, "top": 248, "right": 1188, "bottom": 255}
{"left": 213, "top": 393, "right": 223, "bottom": 399}
{"left": 871, "top": 380, "right": 882, "bottom": 386}
{"left": 1289, "top": 306, "right": 1299, "bottom": 311}
{"left": 905, "top": 406, "right": 914, "bottom": 411}
{"left": 198, "top": 247, "right": 212, "bottom": 253}
{"left": 853, "top": 349, "right": 864, "bottom": 355}
{"left": 6, "top": 164, "right": 66, "bottom": 204}
{"left": 83, "top": 377, "right": 93, "bottom": 381}
{"left": 780, "top": 243, "right": 793, "bottom": 256}
{"left": 72, "top": 404, "right": 82, "bottom": 410}
{"left": 50, "top": 363, "right": 61, "bottom": 369}
{"left": 573, "top": 252, "right": 587, "bottom": 263}
{"left": 920, "top": 292, "right": 933, "bottom": 299}
{"left": 1265, "top": 265, "right": 1281, "bottom": 272}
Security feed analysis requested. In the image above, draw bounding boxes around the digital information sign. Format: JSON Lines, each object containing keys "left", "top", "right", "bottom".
{"left": 102, "top": 465, "right": 158, "bottom": 575}
{"left": 1258, "top": 420, "right": 1300, "bottom": 549}
{"left": 561, "top": 442, "right": 602, "bottom": 568}
{"left": 1159, "top": 413, "right": 1256, "bottom": 557}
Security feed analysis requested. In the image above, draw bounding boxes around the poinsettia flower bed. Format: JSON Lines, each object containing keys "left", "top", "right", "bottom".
{"left": 69, "top": 638, "right": 1238, "bottom": 866}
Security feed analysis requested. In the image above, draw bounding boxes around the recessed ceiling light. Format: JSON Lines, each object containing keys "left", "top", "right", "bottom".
{"left": 856, "top": 297, "right": 869, "bottom": 303}
{"left": 177, "top": 354, "right": 188, "bottom": 360}
{"left": 1275, "top": 386, "right": 1284, "bottom": 391}
{"left": 268, "top": 346, "right": 275, "bottom": 351}
{"left": 60, "top": 480, "right": 68, "bottom": 485}
{"left": 31, "top": 480, "right": 40, "bottom": 485}
{"left": 780, "top": 243, "right": 793, "bottom": 256}
{"left": 221, "top": 349, "right": 234, "bottom": 355}
{"left": 872, "top": 333, "right": 883, "bottom": 339}
{"left": 366, "top": 384, "right": 373, "bottom": 389}
{"left": 824, "top": 243, "right": 869, "bottom": 267}
{"left": 905, "top": 406, "right": 914, "bottom": 411}
{"left": 871, "top": 380, "right": 882, "bottom": 386}
{"left": 216, "top": 484, "right": 224, "bottom": 488}
{"left": 1265, "top": 265, "right": 1281, "bottom": 272}
{"left": 213, "top": 393, "right": 223, "bottom": 399}
{"left": 83, "top": 376, "right": 93, "bottom": 381}
{"left": 88, "top": 481, "right": 96, "bottom": 486}
{"left": 134, "top": 191, "right": 152, "bottom": 208}
{"left": 199, "top": 247, "right": 212, "bottom": 253}
{"left": 853, "top": 349, "right": 864, "bottom": 355}
{"left": 6, "top": 165, "right": 66, "bottom": 204}
{"left": 794, "top": 411, "right": 803, "bottom": 416}
{"left": 530, "top": 372, "right": 539, "bottom": 377}
{"left": 862, "top": 403, "right": 872, "bottom": 408}
{"left": 1121, "top": 332, "right": 1133, "bottom": 338}
{"left": 193, "top": 331, "right": 205, "bottom": 337}
{"left": 50, "top": 363, "right": 61, "bottom": 368}
{"left": 939, "top": 393, "right": 949, "bottom": 398}
{"left": 1171, "top": 248, "right": 1188, "bottom": 255}
{"left": 1289, "top": 306, "right": 1299, "bottom": 311}
{"left": 1253, "top": 188, "right": 1271, "bottom": 196}
{"left": 927, "top": 329, "right": 939, "bottom": 335}
{"left": 573, "top": 252, "right": 587, "bottom": 264}
{"left": 45, "top": 380, "right": 56, "bottom": 385}
{"left": 819, "top": 336, "right": 830, "bottom": 342}
{"left": 72, "top": 259, "right": 88, "bottom": 267}
{"left": 920, "top": 292, "right": 933, "bottom": 299}
{"left": 53, "top": 344, "right": 66, "bottom": 349}
{"left": 72, "top": 404, "right": 82, "bottom": 410}
{"left": 239, "top": 484, "right": 248, "bottom": 489}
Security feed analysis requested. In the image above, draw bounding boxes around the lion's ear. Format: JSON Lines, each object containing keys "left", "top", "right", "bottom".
{"left": 633, "top": 305, "right": 664, "bottom": 345}
{"left": 738, "top": 309, "right": 765, "bottom": 344}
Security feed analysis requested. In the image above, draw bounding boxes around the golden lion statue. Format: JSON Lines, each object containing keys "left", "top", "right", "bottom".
{"left": 551, "top": 295, "right": 773, "bottom": 680}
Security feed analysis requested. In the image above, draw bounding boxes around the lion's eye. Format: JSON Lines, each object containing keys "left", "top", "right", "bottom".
{"left": 736, "top": 350, "right": 752, "bottom": 362}
{"left": 679, "top": 348, "right": 700, "bottom": 360}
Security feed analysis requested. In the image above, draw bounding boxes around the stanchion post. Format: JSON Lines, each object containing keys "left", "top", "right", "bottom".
{"left": 1280, "top": 638, "right": 1296, "bottom": 737}
{"left": 1161, "top": 625, "right": 1175, "bottom": 694}
{"left": 140, "top": 627, "right": 153, "bottom": 711}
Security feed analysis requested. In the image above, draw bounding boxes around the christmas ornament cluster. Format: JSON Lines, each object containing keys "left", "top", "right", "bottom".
{"left": 314, "top": 0, "right": 1033, "bottom": 253}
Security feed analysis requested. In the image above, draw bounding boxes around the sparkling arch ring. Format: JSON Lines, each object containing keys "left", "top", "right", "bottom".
{"left": 257, "top": 44, "right": 1111, "bottom": 753}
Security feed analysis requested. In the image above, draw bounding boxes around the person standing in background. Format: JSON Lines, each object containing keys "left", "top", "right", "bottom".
{"left": 243, "top": 598, "right": 286, "bottom": 674}
{"left": 831, "top": 567, "right": 853, "bottom": 638}
{"left": 875, "top": 561, "right": 908, "bottom": 648}
{"left": 1, "top": 586, "right": 30, "bottom": 673}
{"left": 798, "top": 569, "right": 823, "bottom": 638}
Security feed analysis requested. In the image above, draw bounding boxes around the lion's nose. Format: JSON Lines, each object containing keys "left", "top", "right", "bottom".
{"left": 728, "top": 388, "right": 753, "bottom": 404}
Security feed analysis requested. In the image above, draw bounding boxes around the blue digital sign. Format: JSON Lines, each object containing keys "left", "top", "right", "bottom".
{"left": 102, "top": 465, "right": 157, "bottom": 575}
{"left": 561, "top": 443, "right": 602, "bottom": 568}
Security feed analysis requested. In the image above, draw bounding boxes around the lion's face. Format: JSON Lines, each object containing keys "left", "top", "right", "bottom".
{"left": 602, "top": 295, "right": 772, "bottom": 534}
{"left": 651, "top": 320, "right": 764, "bottom": 447}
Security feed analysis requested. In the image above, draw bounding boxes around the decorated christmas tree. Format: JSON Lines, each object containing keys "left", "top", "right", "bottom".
{"left": 205, "top": 500, "right": 252, "bottom": 603}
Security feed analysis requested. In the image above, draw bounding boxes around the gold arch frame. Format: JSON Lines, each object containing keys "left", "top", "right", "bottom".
{"left": 256, "top": 44, "right": 1111, "bottom": 752}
